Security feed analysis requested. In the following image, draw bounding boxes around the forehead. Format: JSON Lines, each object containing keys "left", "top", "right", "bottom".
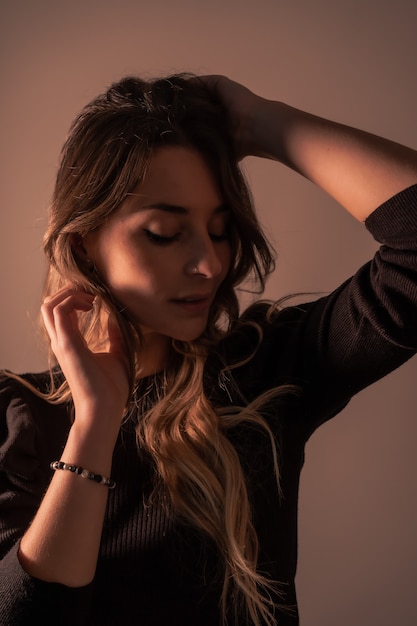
{"left": 124, "top": 145, "right": 223, "bottom": 213}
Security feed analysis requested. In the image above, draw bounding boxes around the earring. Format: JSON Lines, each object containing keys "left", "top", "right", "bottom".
{"left": 192, "top": 265, "right": 199, "bottom": 274}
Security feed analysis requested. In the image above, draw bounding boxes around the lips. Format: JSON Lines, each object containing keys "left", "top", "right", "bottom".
{"left": 172, "top": 293, "right": 212, "bottom": 303}
{"left": 170, "top": 293, "right": 212, "bottom": 313}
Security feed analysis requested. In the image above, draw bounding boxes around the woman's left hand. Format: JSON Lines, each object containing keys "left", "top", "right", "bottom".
{"left": 197, "top": 74, "right": 268, "bottom": 159}
{"left": 198, "top": 74, "right": 417, "bottom": 221}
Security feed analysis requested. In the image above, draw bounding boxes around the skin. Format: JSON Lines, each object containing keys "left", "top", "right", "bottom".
{"left": 18, "top": 75, "right": 417, "bottom": 588}
{"left": 18, "top": 145, "right": 233, "bottom": 585}
{"left": 82, "top": 146, "right": 232, "bottom": 354}
{"left": 200, "top": 75, "right": 417, "bottom": 221}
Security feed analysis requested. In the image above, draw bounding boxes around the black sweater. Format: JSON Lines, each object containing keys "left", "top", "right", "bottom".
{"left": 1, "top": 185, "right": 417, "bottom": 625}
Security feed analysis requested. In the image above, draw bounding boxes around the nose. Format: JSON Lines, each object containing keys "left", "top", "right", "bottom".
{"left": 186, "top": 235, "right": 224, "bottom": 278}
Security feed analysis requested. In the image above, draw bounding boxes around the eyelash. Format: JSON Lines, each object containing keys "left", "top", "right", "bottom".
{"left": 144, "top": 230, "right": 179, "bottom": 245}
{"left": 209, "top": 232, "right": 229, "bottom": 242}
{"left": 143, "top": 229, "right": 229, "bottom": 245}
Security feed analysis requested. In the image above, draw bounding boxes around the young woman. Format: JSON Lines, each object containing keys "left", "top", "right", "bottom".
{"left": 0, "top": 74, "right": 416, "bottom": 626}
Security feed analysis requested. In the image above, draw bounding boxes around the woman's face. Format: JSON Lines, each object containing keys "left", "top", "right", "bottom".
{"left": 83, "top": 146, "right": 232, "bottom": 343}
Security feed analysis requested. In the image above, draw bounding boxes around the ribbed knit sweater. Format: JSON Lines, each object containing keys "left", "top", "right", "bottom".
{"left": 1, "top": 185, "right": 417, "bottom": 625}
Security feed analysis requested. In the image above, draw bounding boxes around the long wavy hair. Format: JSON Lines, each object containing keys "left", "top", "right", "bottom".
{"left": 36, "top": 75, "right": 290, "bottom": 624}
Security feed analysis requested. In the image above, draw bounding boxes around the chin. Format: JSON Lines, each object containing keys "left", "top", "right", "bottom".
{"left": 170, "top": 331, "right": 205, "bottom": 343}
{"left": 169, "top": 324, "right": 208, "bottom": 343}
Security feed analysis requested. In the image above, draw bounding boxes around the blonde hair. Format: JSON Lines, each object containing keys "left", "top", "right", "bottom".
{"left": 34, "top": 75, "right": 294, "bottom": 624}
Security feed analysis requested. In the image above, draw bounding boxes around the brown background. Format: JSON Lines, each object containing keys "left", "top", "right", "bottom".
{"left": 1, "top": 1, "right": 416, "bottom": 624}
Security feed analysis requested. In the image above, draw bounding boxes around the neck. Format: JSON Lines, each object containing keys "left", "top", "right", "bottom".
{"left": 136, "top": 332, "right": 171, "bottom": 379}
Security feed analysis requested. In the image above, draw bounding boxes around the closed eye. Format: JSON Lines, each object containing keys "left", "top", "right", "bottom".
{"left": 209, "top": 231, "right": 229, "bottom": 242}
{"left": 208, "top": 212, "right": 231, "bottom": 243}
{"left": 144, "top": 230, "right": 180, "bottom": 245}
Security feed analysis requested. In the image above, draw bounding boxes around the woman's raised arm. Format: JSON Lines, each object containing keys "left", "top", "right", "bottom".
{"left": 201, "top": 75, "right": 417, "bottom": 221}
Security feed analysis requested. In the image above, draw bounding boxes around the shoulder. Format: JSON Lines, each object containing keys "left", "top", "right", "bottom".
{"left": 0, "top": 369, "right": 54, "bottom": 400}
{"left": 0, "top": 370, "right": 70, "bottom": 482}
{"left": 0, "top": 369, "right": 65, "bottom": 428}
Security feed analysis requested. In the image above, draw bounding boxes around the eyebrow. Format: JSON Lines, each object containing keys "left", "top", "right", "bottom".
{"left": 140, "top": 202, "right": 229, "bottom": 215}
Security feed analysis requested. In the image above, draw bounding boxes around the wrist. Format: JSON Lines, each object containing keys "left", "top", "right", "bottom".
{"left": 244, "top": 98, "right": 288, "bottom": 161}
{"left": 63, "top": 419, "right": 119, "bottom": 473}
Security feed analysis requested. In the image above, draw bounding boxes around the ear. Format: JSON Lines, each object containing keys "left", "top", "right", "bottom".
{"left": 70, "top": 234, "right": 93, "bottom": 268}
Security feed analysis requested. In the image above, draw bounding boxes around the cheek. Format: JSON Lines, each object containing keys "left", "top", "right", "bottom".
{"left": 106, "top": 249, "right": 175, "bottom": 297}
{"left": 221, "top": 245, "right": 233, "bottom": 277}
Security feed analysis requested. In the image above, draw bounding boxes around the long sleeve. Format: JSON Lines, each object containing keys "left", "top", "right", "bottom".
{"left": 219, "top": 184, "right": 417, "bottom": 437}
{"left": 0, "top": 374, "right": 93, "bottom": 625}
{"left": 302, "top": 183, "right": 417, "bottom": 429}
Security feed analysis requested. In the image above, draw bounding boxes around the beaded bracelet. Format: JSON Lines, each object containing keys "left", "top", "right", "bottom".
{"left": 50, "top": 461, "right": 116, "bottom": 489}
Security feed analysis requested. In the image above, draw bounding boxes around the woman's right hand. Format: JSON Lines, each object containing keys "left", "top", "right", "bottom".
{"left": 41, "top": 286, "right": 129, "bottom": 442}
{"left": 18, "top": 288, "right": 129, "bottom": 586}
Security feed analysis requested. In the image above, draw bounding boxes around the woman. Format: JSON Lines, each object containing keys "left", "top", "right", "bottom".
{"left": 0, "top": 74, "right": 416, "bottom": 626}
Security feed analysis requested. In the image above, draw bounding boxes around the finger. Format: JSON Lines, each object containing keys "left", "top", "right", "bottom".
{"left": 42, "top": 291, "right": 94, "bottom": 341}
{"left": 53, "top": 296, "right": 95, "bottom": 351}
{"left": 194, "top": 75, "right": 233, "bottom": 107}
{"left": 42, "top": 286, "right": 95, "bottom": 309}
{"left": 41, "top": 289, "right": 95, "bottom": 350}
{"left": 194, "top": 74, "right": 225, "bottom": 91}
{"left": 42, "top": 288, "right": 95, "bottom": 328}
